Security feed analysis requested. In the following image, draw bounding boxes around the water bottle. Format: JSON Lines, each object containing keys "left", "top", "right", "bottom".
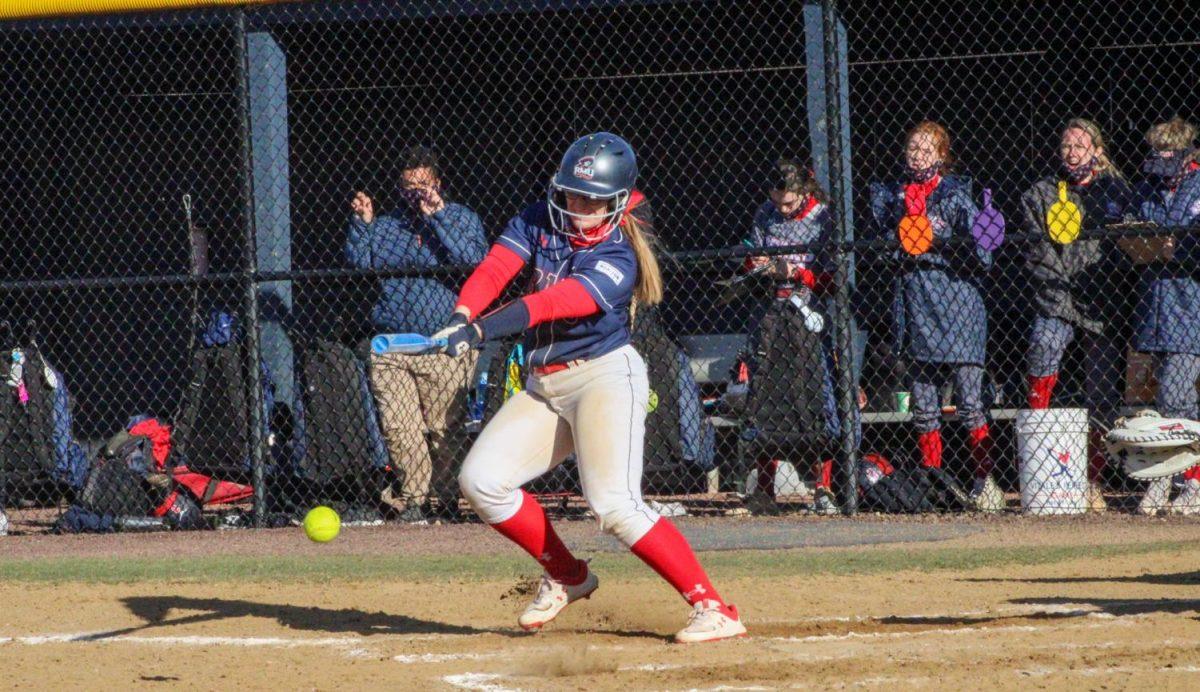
{"left": 467, "top": 370, "right": 489, "bottom": 432}
{"left": 8, "top": 349, "right": 28, "bottom": 404}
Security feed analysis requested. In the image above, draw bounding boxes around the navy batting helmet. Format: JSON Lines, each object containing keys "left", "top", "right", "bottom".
{"left": 547, "top": 132, "right": 637, "bottom": 240}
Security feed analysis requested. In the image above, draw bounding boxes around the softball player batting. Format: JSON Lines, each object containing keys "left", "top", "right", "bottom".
{"left": 433, "top": 133, "right": 747, "bottom": 643}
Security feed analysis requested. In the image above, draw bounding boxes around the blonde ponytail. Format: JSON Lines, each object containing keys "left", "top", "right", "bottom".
{"left": 620, "top": 213, "right": 663, "bottom": 325}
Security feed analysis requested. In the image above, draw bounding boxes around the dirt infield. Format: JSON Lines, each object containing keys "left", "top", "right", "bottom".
{"left": 2, "top": 517, "right": 1200, "bottom": 690}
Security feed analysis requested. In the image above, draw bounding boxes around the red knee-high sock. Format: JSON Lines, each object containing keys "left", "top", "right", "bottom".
{"left": 1088, "top": 429, "right": 1107, "bottom": 482}
{"left": 815, "top": 458, "right": 833, "bottom": 490}
{"left": 969, "top": 424, "right": 994, "bottom": 479}
{"left": 1184, "top": 466, "right": 1200, "bottom": 483}
{"left": 631, "top": 518, "right": 733, "bottom": 616}
{"left": 491, "top": 490, "right": 586, "bottom": 584}
{"left": 754, "top": 457, "right": 778, "bottom": 496}
{"left": 918, "top": 429, "right": 943, "bottom": 469}
{"left": 1027, "top": 373, "right": 1058, "bottom": 409}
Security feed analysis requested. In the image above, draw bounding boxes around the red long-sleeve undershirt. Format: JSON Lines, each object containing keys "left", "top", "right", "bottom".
{"left": 521, "top": 278, "right": 599, "bottom": 325}
{"left": 456, "top": 244, "right": 526, "bottom": 318}
{"left": 456, "top": 244, "right": 599, "bottom": 328}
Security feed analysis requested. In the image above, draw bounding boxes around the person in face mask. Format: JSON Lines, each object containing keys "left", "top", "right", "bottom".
{"left": 741, "top": 159, "right": 846, "bottom": 517}
{"left": 869, "top": 121, "right": 997, "bottom": 511}
{"left": 1131, "top": 117, "right": 1200, "bottom": 515}
{"left": 345, "top": 145, "right": 488, "bottom": 524}
{"left": 1021, "top": 118, "right": 1135, "bottom": 512}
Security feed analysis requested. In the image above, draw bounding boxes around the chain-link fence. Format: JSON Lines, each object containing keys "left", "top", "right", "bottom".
{"left": 1, "top": 0, "right": 1197, "bottom": 535}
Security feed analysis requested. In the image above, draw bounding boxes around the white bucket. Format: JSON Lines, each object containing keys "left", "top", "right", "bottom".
{"left": 1015, "top": 408, "right": 1089, "bottom": 515}
{"left": 744, "top": 461, "right": 809, "bottom": 497}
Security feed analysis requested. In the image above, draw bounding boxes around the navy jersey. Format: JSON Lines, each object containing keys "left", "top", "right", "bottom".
{"left": 498, "top": 202, "right": 638, "bottom": 366}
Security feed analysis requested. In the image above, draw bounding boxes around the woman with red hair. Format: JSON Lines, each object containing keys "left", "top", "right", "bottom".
{"left": 870, "top": 121, "right": 998, "bottom": 510}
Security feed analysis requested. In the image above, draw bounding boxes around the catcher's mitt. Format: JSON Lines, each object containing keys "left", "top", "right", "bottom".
{"left": 1105, "top": 410, "right": 1200, "bottom": 480}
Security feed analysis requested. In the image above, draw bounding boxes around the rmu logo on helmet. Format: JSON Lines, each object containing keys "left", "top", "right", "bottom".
{"left": 573, "top": 156, "right": 596, "bottom": 181}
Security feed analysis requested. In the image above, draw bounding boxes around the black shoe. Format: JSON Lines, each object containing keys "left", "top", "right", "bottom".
{"left": 397, "top": 502, "right": 428, "bottom": 525}
{"left": 743, "top": 490, "right": 782, "bottom": 516}
{"left": 426, "top": 497, "right": 464, "bottom": 523}
{"left": 341, "top": 506, "right": 385, "bottom": 526}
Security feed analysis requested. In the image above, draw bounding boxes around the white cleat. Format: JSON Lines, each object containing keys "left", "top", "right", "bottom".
{"left": 1138, "top": 477, "right": 1171, "bottom": 515}
{"left": 1170, "top": 479, "right": 1200, "bottom": 516}
{"left": 970, "top": 475, "right": 1004, "bottom": 513}
{"left": 675, "top": 599, "right": 748, "bottom": 644}
{"left": 517, "top": 568, "right": 599, "bottom": 632}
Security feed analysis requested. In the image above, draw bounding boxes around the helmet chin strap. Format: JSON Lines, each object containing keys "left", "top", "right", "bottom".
{"left": 567, "top": 216, "right": 618, "bottom": 245}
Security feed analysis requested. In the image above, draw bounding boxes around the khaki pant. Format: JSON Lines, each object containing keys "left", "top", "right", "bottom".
{"left": 458, "top": 344, "right": 660, "bottom": 546}
{"left": 370, "top": 350, "right": 477, "bottom": 505}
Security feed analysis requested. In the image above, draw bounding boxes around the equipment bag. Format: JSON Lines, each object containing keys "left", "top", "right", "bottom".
{"left": 292, "top": 338, "right": 389, "bottom": 485}
{"left": 170, "top": 342, "right": 254, "bottom": 479}
{"left": 861, "top": 465, "right": 971, "bottom": 514}
{"left": 631, "top": 307, "right": 715, "bottom": 471}
{"left": 743, "top": 299, "right": 831, "bottom": 459}
{"left": 0, "top": 345, "right": 62, "bottom": 492}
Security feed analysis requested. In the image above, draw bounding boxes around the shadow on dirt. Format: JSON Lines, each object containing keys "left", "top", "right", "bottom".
{"left": 1007, "top": 596, "right": 1200, "bottom": 619}
{"left": 103, "top": 595, "right": 502, "bottom": 638}
{"left": 961, "top": 571, "right": 1200, "bottom": 586}
{"left": 105, "top": 596, "right": 667, "bottom": 642}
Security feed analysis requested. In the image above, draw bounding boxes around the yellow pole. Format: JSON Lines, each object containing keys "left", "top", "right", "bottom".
{"left": 0, "top": 0, "right": 291, "bottom": 21}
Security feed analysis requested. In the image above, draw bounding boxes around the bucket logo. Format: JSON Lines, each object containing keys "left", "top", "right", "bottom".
{"left": 573, "top": 156, "right": 596, "bottom": 180}
{"left": 1048, "top": 449, "right": 1073, "bottom": 479}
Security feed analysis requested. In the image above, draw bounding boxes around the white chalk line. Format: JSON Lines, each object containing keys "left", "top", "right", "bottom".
{"left": 681, "top": 687, "right": 775, "bottom": 692}
{"left": 395, "top": 652, "right": 501, "bottom": 664}
{"left": 0, "top": 631, "right": 365, "bottom": 648}
{"left": 442, "top": 673, "right": 518, "bottom": 692}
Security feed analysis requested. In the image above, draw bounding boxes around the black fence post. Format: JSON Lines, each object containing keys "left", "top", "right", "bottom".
{"left": 234, "top": 9, "right": 269, "bottom": 528}
{"left": 820, "top": 0, "right": 858, "bottom": 514}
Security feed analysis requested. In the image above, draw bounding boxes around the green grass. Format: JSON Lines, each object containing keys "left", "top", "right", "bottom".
{"left": 0, "top": 540, "right": 1191, "bottom": 585}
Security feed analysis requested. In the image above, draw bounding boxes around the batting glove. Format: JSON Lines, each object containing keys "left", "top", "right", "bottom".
{"left": 441, "top": 322, "right": 482, "bottom": 358}
{"left": 432, "top": 312, "right": 469, "bottom": 342}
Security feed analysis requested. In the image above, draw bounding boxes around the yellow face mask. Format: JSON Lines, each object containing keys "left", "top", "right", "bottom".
{"left": 1046, "top": 181, "right": 1082, "bottom": 244}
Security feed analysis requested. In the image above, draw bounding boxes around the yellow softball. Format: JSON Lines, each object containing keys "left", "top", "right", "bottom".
{"left": 303, "top": 506, "right": 340, "bottom": 543}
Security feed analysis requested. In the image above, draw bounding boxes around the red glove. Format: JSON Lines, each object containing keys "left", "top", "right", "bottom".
{"left": 792, "top": 266, "right": 816, "bottom": 289}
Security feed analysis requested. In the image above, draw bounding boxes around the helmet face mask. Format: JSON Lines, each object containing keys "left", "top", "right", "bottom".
{"left": 547, "top": 186, "right": 630, "bottom": 241}
{"left": 547, "top": 132, "right": 637, "bottom": 241}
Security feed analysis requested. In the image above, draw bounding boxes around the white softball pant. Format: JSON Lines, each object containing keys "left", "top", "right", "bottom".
{"left": 458, "top": 344, "right": 661, "bottom": 546}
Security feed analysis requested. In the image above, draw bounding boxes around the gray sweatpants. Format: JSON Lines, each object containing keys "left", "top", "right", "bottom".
{"left": 910, "top": 361, "right": 986, "bottom": 433}
{"left": 1027, "top": 316, "right": 1122, "bottom": 422}
{"left": 1156, "top": 352, "right": 1200, "bottom": 420}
